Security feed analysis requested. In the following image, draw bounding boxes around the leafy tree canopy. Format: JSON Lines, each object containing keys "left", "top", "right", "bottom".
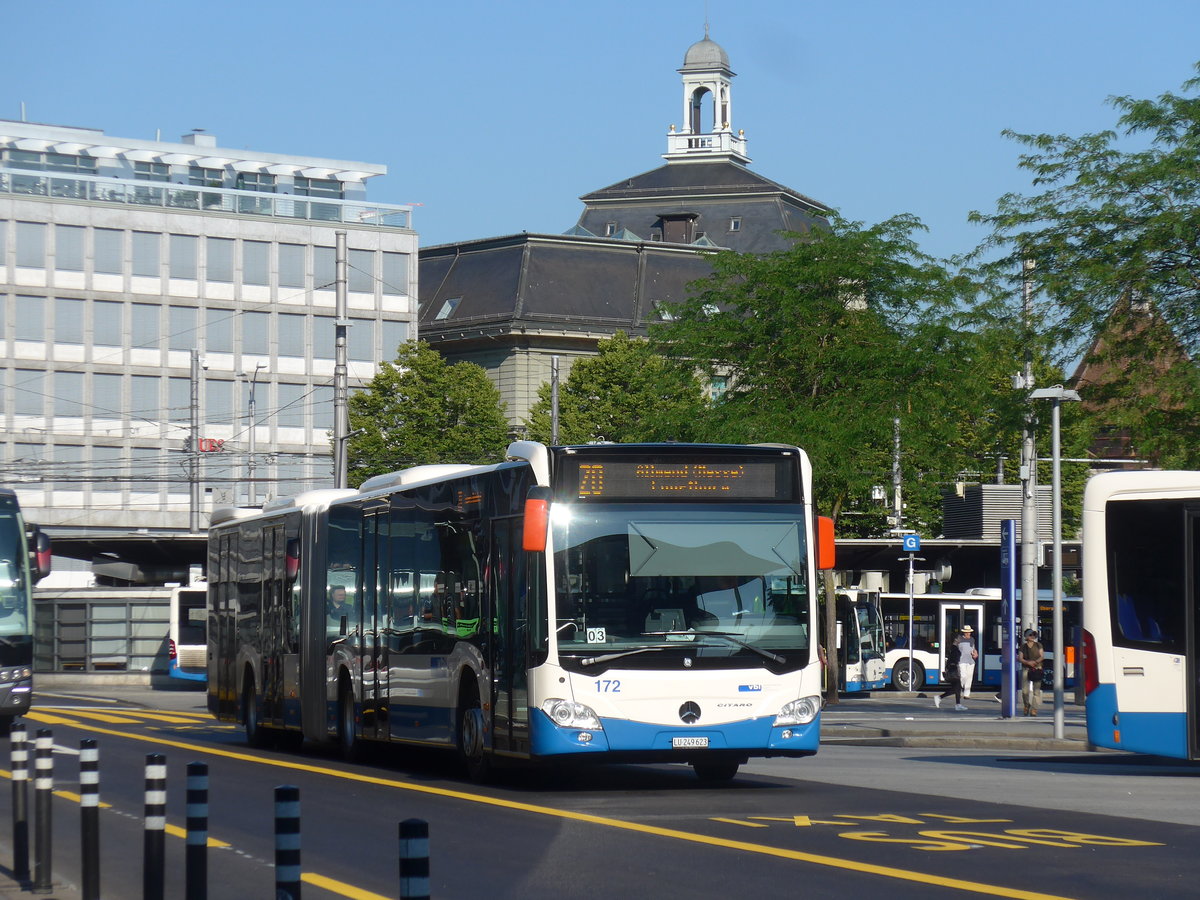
{"left": 523, "top": 331, "right": 708, "bottom": 444}
{"left": 345, "top": 340, "right": 509, "bottom": 487}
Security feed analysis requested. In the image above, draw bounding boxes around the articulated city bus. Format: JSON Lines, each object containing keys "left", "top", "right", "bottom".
{"left": 208, "top": 441, "right": 834, "bottom": 781}
{"left": 0, "top": 488, "right": 50, "bottom": 728}
{"left": 1081, "top": 471, "right": 1200, "bottom": 759}
{"left": 882, "top": 589, "right": 1080, "bottom": 691}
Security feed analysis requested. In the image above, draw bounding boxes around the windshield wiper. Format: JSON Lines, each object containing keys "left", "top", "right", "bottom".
{"left": 578, "top": 646, "right": 672, "bottom": 667}
{"left": 689, "top": 630, "right": 787, "bottom": 665}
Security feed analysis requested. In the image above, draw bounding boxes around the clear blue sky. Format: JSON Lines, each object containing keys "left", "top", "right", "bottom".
{"left": 7, "top": 1, "right": 1199, "bottom": 262}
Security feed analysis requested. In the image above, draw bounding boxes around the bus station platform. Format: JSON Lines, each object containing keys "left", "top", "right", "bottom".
{"left": 820, "top": 691, "right": 1091, "bottom": 752}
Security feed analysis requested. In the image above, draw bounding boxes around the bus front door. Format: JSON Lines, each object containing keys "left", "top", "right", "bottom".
{"left": 939, "top": 603, "right": 984, "bottom": 685}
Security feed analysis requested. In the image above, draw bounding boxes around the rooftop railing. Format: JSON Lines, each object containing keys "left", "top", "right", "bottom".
{"left": 0, "top": 167, "right": 412, "bottom": 229}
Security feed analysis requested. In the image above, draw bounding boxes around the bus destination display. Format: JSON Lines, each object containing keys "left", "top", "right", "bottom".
{"left": 570, "top": 459, "right": 787, "bottom": 500}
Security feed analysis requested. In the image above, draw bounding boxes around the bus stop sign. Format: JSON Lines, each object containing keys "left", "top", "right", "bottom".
{"left": 902, "top": 534, "right": 921, "bottom": 553}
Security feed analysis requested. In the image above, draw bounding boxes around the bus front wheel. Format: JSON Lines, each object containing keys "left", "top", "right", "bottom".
{"left": 338, "top": 680, "right": 360, "bottom": 761}
{"left": 891, "top": 659, "right": 925, "bottom": 692}
{"left": 692, "top": 759, "right": 740, "bottom": 782}
{"left": 457, "top": 682, "right": 491, "bottom": 782}
{"left": 243, "top": 676, "right": 270, "bottom": 748}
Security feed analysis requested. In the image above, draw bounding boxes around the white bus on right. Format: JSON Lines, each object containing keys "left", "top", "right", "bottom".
{"left": 1082, "top": 470, "right": 1199, "bottom": 759}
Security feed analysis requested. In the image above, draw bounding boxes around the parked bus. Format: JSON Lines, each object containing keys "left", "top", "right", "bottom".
{"left": 0, "top": 488, "right": 50, "bottom": 728}
{"left": 1081, "top": 470, "right": 1200, "bottom": 759}
{"left": 831, "top": 588, "right": 887, "bottom": 692}
{"left": 208, "top": 441, "right": 835, "bottom": 781}
{"left": 168, "top": 584, "right": 208, "bottom": 683}
{"left": 882, "top": 588, "right": 1080, "bottom": 691}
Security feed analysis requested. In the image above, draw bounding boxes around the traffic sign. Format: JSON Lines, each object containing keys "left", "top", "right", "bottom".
{"left": 902, "top": 534, "right": 921, "bottom": 553}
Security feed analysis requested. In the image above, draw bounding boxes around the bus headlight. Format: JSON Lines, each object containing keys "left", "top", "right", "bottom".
{"left": 774, "top": 696, "right": 821, "bottom": 726}
{"left": 541, "top": 699, "right": 602, "bottom": 730}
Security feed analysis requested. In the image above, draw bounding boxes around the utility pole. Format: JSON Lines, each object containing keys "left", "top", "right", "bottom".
{"left": 189, "top": 350, "right": 202, "bottom": 533}
{"left": 1018, "top": 259, "right": 1038, "bottom": 635}
{"left": 551, "top": 356, "right": 560, "bottom": 444}
{"left": 333, "top": 231, "right": 349, "bottom": 489}
{"left": 245, "top": 363, "right": 266, "bottom": 507}
{"left": 891, "top": 416, "right": 902, "bottom": 529}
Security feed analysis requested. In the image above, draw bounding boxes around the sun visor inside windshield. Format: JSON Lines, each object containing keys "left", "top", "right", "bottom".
{"left": 627, "top": 521, "right": 802, "bottom": 577}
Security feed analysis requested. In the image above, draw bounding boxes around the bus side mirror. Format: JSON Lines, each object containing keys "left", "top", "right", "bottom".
{"left": 817, "top": 516, "right": 835, "bottom": 570}
{"left": 523, "top": 487, "right": 553, "bottom": 553}
{"left": 28, "top": 528, "right": 51, "bottom": 583}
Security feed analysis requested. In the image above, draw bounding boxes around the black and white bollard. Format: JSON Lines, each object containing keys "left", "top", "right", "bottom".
{"left": 185, "top": 762, "right": 208, "bottom": 900}
{"left": 274, "top": 785, "right": 301, "bottom": 900}
{"left": 10, "top": 722, "right": 30, "bottom": 884}
{"left": 79, "top": 739, "right": 100, "bottom": 900}
{"left": 32, "top": 728, "right": 53, "bottom": 895}
{"left": 398, "top": 818, "right": 430, "bottom": 900}
{"left": 143, "top": 753, "right": 167, "bottom": 900}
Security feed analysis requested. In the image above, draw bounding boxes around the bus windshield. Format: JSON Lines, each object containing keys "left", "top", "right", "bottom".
{"left": 552, "top": 504, "right": 810, "bottom": 671}
{"left": 0, "top": 509, "right": 29, "bottom": 637}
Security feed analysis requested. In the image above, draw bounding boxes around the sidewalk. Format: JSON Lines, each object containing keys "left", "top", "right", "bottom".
{"left": 820, "top": 690, "right": 1091, "bottom": 751}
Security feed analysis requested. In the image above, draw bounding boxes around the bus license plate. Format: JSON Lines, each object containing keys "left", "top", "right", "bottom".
{"left": 672, "top": 736, "right": 709, "bottom": 748}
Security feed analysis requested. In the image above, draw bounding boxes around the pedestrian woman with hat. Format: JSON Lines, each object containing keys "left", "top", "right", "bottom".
{"left": 956, "top": 625, "right": 979, "bottom": 700}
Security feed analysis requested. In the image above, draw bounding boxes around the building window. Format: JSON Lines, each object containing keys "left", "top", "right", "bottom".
{"left": 15, "top": 222, "right": 45, "bottom": 268}
{"left": 130, "top": 375, "right": 159, "bottom": 418}
{"left": 93, "top": 301, "right": 123, "bottom": 346}
{"left": 134, "top": 161, "right": 170, "bottom": 182}
{"left": 381, "top": 252, "right": 408, "bottom": 296}
{"left": 131, "top": 232, "right": 160, "bottom": 278}
{"left": 349, "top": 318, "right": 374, "bottom": 361}
{"left": 235, "top": 172, "right": 275, "bottom": 193}
{"left": 243, "top": 241, "right": 270, "bottom": 286}
{"left": 55, "top": 298, "right": 85, "bottom": 344}
{"left": 277, "top": 383, "right": 307, "bottom": 428}
{"left": 169, "top": 307, "right": 196, "bottom": 352}
{"left": 54, "top": 225, "right": 85, "bottom": 271}
{"left": 278, "top": 314, "right": 305, "bottom": 357}
{"left": 55, "top": 373, "right": 86, "bottom": 417}
{"left": 169, "top": 235, "right": 198, "bottom": 280}
{"left": 313, "top": 316, "right": 334, "bottom": 358}
{"left": 381, "top": 321, "right": 408, "bottom": 358}
{"left": 604, "top": 223, "right": 617, "bottom": 237}
{"left": 3, "top": 150, "right": 96, "bottom": 175}
{"left": 188, "top": 167, "right": 223, "bottom": 187}
{"left": 435, "top": 298, "right": 460, "bottom": 320}
{"left": 708, "top": 375, "right": 729, "bottom": 402}
{"left": 278, "top": 244, "right": 306, "bottom": 289}
{"left": 243, "top": 311, "right": 269, "bottom": 355}
{"left": 314, "top": 247, "right": 335, "bottom": 289}
{"left": 293, "top": 177, "right": 343, "bottom": 199}
{"left": 14, "top": 370, "right": 44, "bottom": 415}
{"left": 206, "top": 237, "right": 234, "bottom": 283}
{"left": 729, "top": 217, "right": 741, "bottom": 232}
{"left": 14, "top": 296, "right": 43, "bottom": 342}
{"left": 206, "top": 309, "right": 233, "bottom": 353}
{"left": 92, "top": 375, "right": 123, "bottom": 419}
{"left": 168, "top": 377, "right": 190, "bottom": 423}
{"left": 131, "top": 303, "right": 161, "bottom": 350}
{"left": 94, "top": 229, "right": 124, "bottom": 275}
{"left": 348, "top": 249, "right": 373, "bottom": 293}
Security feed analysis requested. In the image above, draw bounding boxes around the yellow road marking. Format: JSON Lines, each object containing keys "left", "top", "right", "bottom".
{"left": 302, "top": 872, "right": 390, "bottom": 899}
{"left": 14, "top": 718, "right": 1083, "bottom": 900}
{"left": 711, "top": 817, "right": 768, "bottom": 828}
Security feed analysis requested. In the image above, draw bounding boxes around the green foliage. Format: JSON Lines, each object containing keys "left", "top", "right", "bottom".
{"left": 344, "top": 341, "right": 510, "bottom": 487}
{"left": 649, "top": 214, "right": 1015, "bottom": 535}
{"left": 523, "top": 331, "right": 708, "bottom": 443}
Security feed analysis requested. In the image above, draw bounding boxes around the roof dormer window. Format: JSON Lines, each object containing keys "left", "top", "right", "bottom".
{"left": 435, "top": 297, "right": 461, "bottom": 320}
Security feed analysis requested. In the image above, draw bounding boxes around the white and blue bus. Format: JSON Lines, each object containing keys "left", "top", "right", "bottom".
{"left": 882, "top": 589, "right": 1080, "bottom": 692}
{"left": 0, "top": 488, "right": 50, "bottom": 728}
{"left": 1081, "top": 470, "right": 1200, "bottom": 759}
{"left": 167, "top": 584, "right": 208, "bottom": 683}
{"left": 832, "top": 588, "right": 887, "bottom": 692}
{"left": 207, "top": 442, "right": 835, "bottom": 781}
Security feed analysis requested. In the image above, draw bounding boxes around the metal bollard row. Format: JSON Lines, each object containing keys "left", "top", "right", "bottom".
{"left": 4, "top": 728, "right": 433, "bottom": 898}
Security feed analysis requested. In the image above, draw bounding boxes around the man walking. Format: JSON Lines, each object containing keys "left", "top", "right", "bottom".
{"left": 1018, "top": 628, "right": 1045, "bottom": 716}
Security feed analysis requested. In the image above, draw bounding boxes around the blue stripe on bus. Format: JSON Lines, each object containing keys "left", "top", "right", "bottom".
{"left": 1086, "top": 683, "right": 1189, "bottom": 759}
{"left": 529, "top": 708, "right": 820, "bottom": 757}
{"left": 167, "top": 660, "right": 207, "bottom": 683}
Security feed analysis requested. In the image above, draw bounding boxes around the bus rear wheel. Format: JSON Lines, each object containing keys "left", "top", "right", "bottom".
{"left": 457, "top": 681, "right": 491, "bottom": 782}
{"left": 891, "top": 659, "right": 925, "bottom": 692}
{"left": 338, "top": 680, "right": 360, "bottom": 761}
{"left": 243, "top": 676, "right": 270, "bottom": 748}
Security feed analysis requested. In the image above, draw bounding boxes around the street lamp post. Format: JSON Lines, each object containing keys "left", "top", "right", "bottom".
{"left": 1030, "top": 385, "right": 1081, "bottom": 739}
{"left": 244, "top": 363, "right": 266, "bottom": 507}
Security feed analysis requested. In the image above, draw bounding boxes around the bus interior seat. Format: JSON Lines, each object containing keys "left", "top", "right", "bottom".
{"left": 1116, "top": 594, "right": 1144, "bottom": 640}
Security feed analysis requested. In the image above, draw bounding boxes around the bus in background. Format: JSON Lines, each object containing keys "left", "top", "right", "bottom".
{"left": 881, "top": 589, "right": 1080, "bottom": 691}
{"left": 0, "top": 488, "right": 50, "bottom": 728}
{"left": 1081, "top": 471, "right": 1200, "bottom": 759}
{"left": 168, "top": 583, "right": 208, "bottom": 683}
{"left": 208, "top": 441, "right": 835, "bottom": 782}
{"left": 832, "top": 588, "right": 887, "bottom": 692}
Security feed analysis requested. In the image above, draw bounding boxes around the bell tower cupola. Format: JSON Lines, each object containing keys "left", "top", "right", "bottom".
{"left": 665, "top": 27, "right": 750, "bottom": 164}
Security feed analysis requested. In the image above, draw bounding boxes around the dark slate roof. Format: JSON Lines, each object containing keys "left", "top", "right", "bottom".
{"left": 575, "top": 159, "right": 831, "bottom": 255}
{"left": 418, "top": 233, "right": 717, "bottom": 345}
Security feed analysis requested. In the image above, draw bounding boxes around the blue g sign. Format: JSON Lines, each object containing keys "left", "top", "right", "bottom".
{"left": 902, "top": 534, "right": 921, "bottom": 553}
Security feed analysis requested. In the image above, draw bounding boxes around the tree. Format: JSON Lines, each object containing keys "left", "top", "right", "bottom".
{"left": 523, "top": 331, "right": 708, "bottom": 444}
{"left": 344, "top": 341, "right": 510, "bottom": 487}
{"left": 970, "top": 64, "right": 1200, "bottom": 351}
{"left": 650, "top": 213, "right": 989, "bottom": 536}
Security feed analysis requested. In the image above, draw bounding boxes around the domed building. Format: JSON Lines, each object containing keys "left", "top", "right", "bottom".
{"left": 418, "top": 31, "right": 832, "bottom": 427}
